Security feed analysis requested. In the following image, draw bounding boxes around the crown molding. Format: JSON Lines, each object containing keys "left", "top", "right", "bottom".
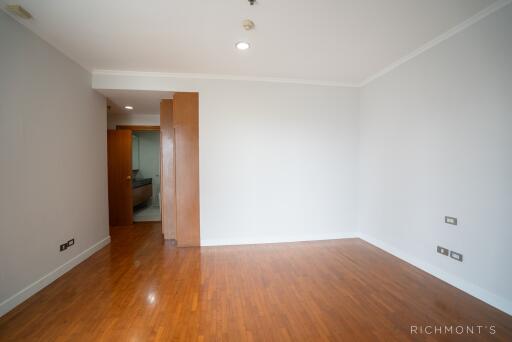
{"left": 93, "top": 1, "right": 512, "bottom": 90}
{"left": 5, "top": 0, "right": 509, "bottom": 89}
{"left": 92, "top": 69, "right": 359, "bottom": 88}
{"left": 359, "top": 0, "right": 512, "bottom": 87}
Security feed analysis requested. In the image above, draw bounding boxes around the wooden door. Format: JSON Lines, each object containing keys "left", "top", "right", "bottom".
{"left": 107, "top": 130, "right": 133, "bottom": 226}
{"left": 173, "top": 92, "right": 200, "bottom": 247}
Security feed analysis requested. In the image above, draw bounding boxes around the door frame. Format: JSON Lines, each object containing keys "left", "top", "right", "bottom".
{"left": 116, "top": 125, "right": 160, "bottom": 132}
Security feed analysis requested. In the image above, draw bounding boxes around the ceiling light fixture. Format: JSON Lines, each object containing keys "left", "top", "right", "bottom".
{"left": 235, "top": 41, "right": 250, "bottom": 50}
{"left": 124, "top": 105, "right": 134, "bottom": 110}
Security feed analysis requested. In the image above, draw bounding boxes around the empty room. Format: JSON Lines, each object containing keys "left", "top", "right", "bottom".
{"left": 0, "top": 0, "right": 511, "bottom": 341}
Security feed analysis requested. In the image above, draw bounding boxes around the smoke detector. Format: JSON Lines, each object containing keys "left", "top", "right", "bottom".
{"left": 242, "top": 19, "right": 255, "bottom": 31}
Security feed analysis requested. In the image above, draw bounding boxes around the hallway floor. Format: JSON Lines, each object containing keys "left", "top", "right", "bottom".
{"left": 0, "top": 223, "right": 511, "bottom": 341}
{"left": 133, "top": 205, "right": 161, "bottom": 222}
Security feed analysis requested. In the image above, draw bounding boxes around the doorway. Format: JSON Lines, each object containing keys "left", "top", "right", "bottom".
{"left": 130, "top": 128, "right": 161, "bottom": 222}
{"left": 106, "top": 125, "right": 161, "bottom": 225}
{"left": 104, "top": 90, "right": 200, "bottom": 247}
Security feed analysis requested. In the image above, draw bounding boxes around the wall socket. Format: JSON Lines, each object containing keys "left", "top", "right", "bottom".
{"left": 450, "top": 251, "right": 463, "bottom": 262}
{"left": 437, "top": 246, "right": 463, "bottom": 262}
{"left": 437, "top": 246, "right": 449, "bottom": 256}
{"left": 445, "top": 216, "right": 458, "bottom": 225}
{"left": 59, "top": 238, "right": 75, "bottom": 252}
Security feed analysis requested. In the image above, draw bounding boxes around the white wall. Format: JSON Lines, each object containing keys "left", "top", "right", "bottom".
{"left": 358, "top": 4, "right": 512, "bottom": 314}
{"left": 107, "top": 112, "right": 159, "bottom": 129}
{"left": 134, "top": 132, "right": 161, "bottom": 206}
{"left": 0, "top": 12, "right": 109, "bottom": 315}
{"left": 94, "top": 74, "right": 360, "bottom": 245}
{"left": 199, "top": 82, "right": 359, "bottom": 245}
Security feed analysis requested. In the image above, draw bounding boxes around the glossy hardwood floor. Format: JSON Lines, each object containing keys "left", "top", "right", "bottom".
{"left": 1, "top": 223, "right": 511, "bottom": 341}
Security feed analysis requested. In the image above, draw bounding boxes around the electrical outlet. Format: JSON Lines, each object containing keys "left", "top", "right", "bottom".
{"left": 445, "top": 216, "right": 457, "bottom": 225}
{"left": 60, "top": 243, "right": 68, "bottom": 252}
{"left": 437, "top": 246, "right": 449, "bottom": 256}
{"left": 67, "top": 238, "right": 75, "bottom": 247}
{"left": 450, "top": 251, "right": 463, "bottom": 262}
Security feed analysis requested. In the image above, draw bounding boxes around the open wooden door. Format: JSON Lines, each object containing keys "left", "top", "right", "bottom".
{"left": 107, "top": 130, "right": 133, "bottom": 226}
{"left": 160, "top": 93, "right": 200, "bottom": 246}
{"left": 173, "top": 92, "right": 200, "bottom": 247}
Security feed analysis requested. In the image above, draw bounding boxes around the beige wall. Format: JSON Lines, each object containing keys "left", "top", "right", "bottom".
{"left": 0, "top": 11, "right": 109, "bottom": 315}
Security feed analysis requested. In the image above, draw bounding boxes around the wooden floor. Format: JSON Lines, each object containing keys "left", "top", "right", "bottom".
{"left": 0, "top": 223, "right": 511, "bottom": 341}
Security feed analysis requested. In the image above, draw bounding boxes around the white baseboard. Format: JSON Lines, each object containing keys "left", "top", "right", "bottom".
{"left": 2, "top": 232, "right": 510, "bottom": 318}
{"left": 201, "top": 232, "right": 357, "bottom": 247}
{"left": 358, "top": 233, "right": 512, "bottom": 316}
{"left": 0, "top": 236, "right": 111, "bottom": 317}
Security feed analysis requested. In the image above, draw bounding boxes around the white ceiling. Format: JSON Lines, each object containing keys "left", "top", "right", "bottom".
{"left": 2, "top": 0, "right": 497, "bottom": 85}
{"left": 98, "top": 89, "right": 172, "bottom": 115}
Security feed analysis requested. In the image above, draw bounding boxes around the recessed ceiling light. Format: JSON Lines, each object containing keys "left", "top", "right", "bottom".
{"left": 124, "top": 105, "right": 133, "bottom": 110}
{"left": 235, "top": 41, "right": 250, "bottom": 50}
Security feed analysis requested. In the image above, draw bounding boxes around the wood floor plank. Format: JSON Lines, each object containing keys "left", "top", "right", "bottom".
{"left": 0, "top": 222, "right": 510, "bottom": 341}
